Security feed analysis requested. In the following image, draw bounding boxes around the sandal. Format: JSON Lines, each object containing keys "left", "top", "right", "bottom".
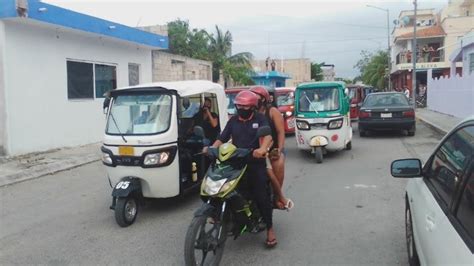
{"left": 265, "top": 238, "right": 278, "bottom": 248}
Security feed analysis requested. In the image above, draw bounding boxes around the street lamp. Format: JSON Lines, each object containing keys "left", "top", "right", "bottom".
{"left": 367, "top": 4, "right": 391, "bottom": 91}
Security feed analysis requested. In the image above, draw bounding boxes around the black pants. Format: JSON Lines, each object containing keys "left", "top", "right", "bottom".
{"left": 247, "top": 162, "right": 273, "bottom": 229}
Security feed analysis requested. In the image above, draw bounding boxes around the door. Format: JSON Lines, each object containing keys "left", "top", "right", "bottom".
{"left": 409, "top": 125, "right": 474, "bottom": 264}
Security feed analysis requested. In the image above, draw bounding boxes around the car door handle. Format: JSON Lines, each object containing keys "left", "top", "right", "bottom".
{"left": 426, "top": 215, "right": 436, "bottom": 232}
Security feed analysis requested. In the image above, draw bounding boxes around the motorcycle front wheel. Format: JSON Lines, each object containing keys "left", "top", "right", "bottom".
{"left": 184, "top": 213, "right": 227, "bottom": 266}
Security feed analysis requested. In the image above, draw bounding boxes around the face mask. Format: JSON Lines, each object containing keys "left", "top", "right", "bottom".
{"left": 237, "top": 108, "right": 253, "bottom": 119}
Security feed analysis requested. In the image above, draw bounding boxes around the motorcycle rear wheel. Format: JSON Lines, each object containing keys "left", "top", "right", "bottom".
{"left": 184, "top": 214, "right": 227, "bottom": 266}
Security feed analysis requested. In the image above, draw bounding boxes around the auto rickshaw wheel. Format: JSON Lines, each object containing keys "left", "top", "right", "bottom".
{"left": 314, "top": 147, "right": 323, "bottom": 163}
{"left": 115, "top": 196, "right": 138, "bottom": 227}
{"left": 345, "top": 141, "right": 352, "bottom": 150}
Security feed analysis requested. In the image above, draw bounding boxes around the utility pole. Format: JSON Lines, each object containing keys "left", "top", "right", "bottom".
{"left": 367, "top": 5, "right": 391, "bottom": 91}
{"left": 412, "top": 0, "right": 417, "bottom": 108}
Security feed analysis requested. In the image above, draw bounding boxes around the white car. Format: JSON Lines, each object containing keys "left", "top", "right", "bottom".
{"left": 391, "top": 116, "right": 474, "bottom": 265}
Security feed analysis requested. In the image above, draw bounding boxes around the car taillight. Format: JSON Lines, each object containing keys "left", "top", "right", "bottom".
{"left": 403, "top": 110, "right": 415, "bottom": 117}
{"left": 359, "top": 111, "right": 371, "bottom": 118}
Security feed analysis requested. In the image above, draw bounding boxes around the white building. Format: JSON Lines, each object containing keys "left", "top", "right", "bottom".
{"left": 0, "top": 0, "right": 168, "bottom": 156}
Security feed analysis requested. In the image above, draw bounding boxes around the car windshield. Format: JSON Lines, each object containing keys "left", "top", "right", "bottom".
{"left": 106, "top": 93, "right": 172, "bottom": 135}
{"left": 276, "top": 92, "right": 294, "bottom": 106}
{"left": 298, "top": 87, "right": 340, "bottom": 112}
{"left": 226, "top": 92, "right": 238, "bottom": 115}
{"left": 364, "top": 93, "right": 409, "bottom": 107}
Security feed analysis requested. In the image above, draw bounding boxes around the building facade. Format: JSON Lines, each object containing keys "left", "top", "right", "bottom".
{"left": 390, "top": 0, "right": 474, "bottom": 95}
{"left": 151, "top": 51, "right": 212, "bottom": 82}
{"left": 0, "top": 0, "right": 168, "bottom": 156}
{"left": 251, "top": 58, "right": 311, "bottom": 87}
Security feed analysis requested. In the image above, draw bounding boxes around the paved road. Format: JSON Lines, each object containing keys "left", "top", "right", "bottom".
{"left": 0, "top": 122, "right": 443, "bottom": 265}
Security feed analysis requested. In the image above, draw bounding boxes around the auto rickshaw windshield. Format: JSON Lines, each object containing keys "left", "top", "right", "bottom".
{"left": 106, "top": 93, "right": 172, "bottom": 135}
{"left": 298, "top": 87, "right": 340, "bottom": 112}
{"left": 276, "top": 92, "right": 294, "bottom": 106}
{"left": 226, "top": 92, "right": 238, "bottom": 115}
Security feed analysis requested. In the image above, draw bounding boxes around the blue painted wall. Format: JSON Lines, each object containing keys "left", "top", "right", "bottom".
{"left": 0, "top": 0, "right": 168, "bottom": 49}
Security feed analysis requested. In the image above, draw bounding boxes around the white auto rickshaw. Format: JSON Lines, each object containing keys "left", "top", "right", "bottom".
{"left": 294, "top": 82, "right": 353, "bottom": 163}
{"left": 101, "top": 80, "right": 228, "bottom": 227}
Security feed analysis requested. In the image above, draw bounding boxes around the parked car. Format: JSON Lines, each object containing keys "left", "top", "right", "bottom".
{"left": 358, "top": 92, "right": 416, "bottom": 137}
{"left": 391, "top": 116, "right": 474, "bottom": 265}
{"left": 275, "top": 87, "right": 296, "bottom": 134}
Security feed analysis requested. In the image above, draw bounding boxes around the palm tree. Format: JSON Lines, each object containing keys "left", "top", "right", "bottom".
{"left": 207, "top": 26, "right": 254, "bottom": 86}
{"left": 362, "top": 50, "right": 388, "bottom": 89}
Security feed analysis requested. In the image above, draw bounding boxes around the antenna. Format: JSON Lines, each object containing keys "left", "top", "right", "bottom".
{"left": 136, "top": 16, "right": 142, "bottom": 27}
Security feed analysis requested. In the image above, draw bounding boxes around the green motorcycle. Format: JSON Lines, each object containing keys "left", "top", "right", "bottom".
{"left": 184, "top": 127, "right": 271, "bottom": 266}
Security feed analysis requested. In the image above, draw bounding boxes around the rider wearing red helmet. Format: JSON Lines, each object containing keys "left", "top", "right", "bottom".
{"left": 250, "top": 86, "right": 293, "bottom": 211}
{"left": 210, "top": 90, "right": 277, "bottom": 248}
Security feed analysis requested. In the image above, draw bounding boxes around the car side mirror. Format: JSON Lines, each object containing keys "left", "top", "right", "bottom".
{"left": 257, "top": 126, "right": 271, "bottom": 137}
{"left": 391, "top": 159, "right": 423, "bottom": 178}
{"left": 193, "top": 126, "right": 205, "bottom": 138}
{"left": 103, "top": 98, "right": 111, "bottom": 114}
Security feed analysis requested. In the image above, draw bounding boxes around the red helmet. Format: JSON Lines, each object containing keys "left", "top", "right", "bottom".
{"left": 250, "top": 86, "right": 270, "bottom": 103}
{"left": 234, "top": 90, "right": 258, "bottom": 107}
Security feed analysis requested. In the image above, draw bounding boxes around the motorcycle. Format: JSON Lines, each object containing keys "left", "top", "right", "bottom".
{"left": 184, "top": 126, "right": 271, "bottom": 266}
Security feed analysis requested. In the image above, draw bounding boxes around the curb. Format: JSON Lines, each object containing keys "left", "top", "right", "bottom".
{"left": 0, "top": 157, "right": 100, "bottom": 188}
{"left": 416, "top": 116, "right": 448, "bottom": 135}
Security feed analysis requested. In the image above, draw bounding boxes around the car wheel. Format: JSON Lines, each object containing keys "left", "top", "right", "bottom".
{"left": 408, "top": 126, "right": 416, "bottom": 137}
{"left": 405, "top": 197, "right": 420, "bottom": 266}
{"left": 359, "top": 128, "right": 366, "bottom": 137}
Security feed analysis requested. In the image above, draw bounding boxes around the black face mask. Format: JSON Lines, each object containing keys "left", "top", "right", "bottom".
{"left": 237, "top": 108, "right": 254, "bottom": 119}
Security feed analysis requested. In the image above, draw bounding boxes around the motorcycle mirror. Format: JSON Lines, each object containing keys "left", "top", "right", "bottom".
{"left": 256, "top": 126, "right": 271, "bottom": 137}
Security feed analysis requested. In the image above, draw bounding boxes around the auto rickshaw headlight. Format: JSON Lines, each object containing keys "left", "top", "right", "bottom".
{"left": 102, "top": 152, "right": 113, "bottom": 165}
{"left": 285, "top": 111, "right": 293, "bottom": 117}
{"left": 328, "top": 118, "right": 344, "bottom": 129}
{"left": 144, "top": 152, "right": 170, "bottom": 166}
{"left": 296, "top": 120, "right": 310, "bottom": 130}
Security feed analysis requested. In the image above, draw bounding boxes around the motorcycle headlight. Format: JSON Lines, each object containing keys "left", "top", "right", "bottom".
{"left": 296, "top": 120, "right": 310, "bottom": 130}
{"left": 285, "top": 111, "right": 293, "bottom": 117}
{"left": 328, "top": 118, "right": 343, "bottom": 129}
{"left": 102, "top": 152, "right": 113, "bottom": 165}
{"left": 204, "top": 178, "right": 227, "bottom": 196}
{"left": 144, "top": 152, "right": 170, "bottom": 166}
{"left": 219, "top": 179, "right": 238, "bottom": 194}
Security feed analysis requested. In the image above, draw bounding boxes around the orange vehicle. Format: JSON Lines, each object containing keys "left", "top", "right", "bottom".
{"left": 225, "top": 85, "right": 275, "bottom": 117}
{"left": 275, "top": 87, "right": 296, "bottom": 133}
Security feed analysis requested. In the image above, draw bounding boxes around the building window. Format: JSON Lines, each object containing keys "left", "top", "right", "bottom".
{"left": 128, "top": 63, "right": 140, "bottom": 86}
{"left": 469, "top": 53, "right": 474, "bottom": 74}
{"left": 67, "top": 60, "right": 117, "bottom": 100}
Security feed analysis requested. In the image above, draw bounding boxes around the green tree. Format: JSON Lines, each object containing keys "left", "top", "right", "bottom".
{"left": 335, "top": 77, "right": 353, "bottom": 84}
{"left": 311, "top": 62, "right": 324, "bottom": 81}
{"left": 207, "top": 26, "right": 254, "bottom": 86}
{"left": 362, "top": 50, "right": 388, "bottom": 89}
{"left": 167, "top": 19, "right": 210, "bottom": 60}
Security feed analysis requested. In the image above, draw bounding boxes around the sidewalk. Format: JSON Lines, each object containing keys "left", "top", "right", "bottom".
{"left": 0, "top": 143, "right": 102, "bottom": 187}
{"left": 416, "top": 108, "right": 464, "bottom": 135}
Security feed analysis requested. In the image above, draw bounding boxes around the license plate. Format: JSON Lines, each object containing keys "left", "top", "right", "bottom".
{"left": 118, "top": 146, "right": 134, "bottom": 156}
{"left": 287, "top": 118, "right": 295, "bottom": 128}
{"left": 381, "top": 113, "right": 392, "bottom": 118}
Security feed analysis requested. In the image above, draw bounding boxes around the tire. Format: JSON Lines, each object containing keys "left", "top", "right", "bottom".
{"left": 115, "top": 196, "right": 138, "bottom": 227}
{"left": 408, "top": 126, "right": 416, "bottom": 137}
{"left": 184, "top": 215, "right": 227, "bottom": 266}
{"left": 345, "top": 141, "right": 352, "bottom": 150}
{"left": 405, "top": 197, "right": 420, "bottom": 266}
{"left": 359, "top": 128, "right": 366, "bottom": 137}
{"left": 314, "top": 147, "right": 323, "bottom": 164}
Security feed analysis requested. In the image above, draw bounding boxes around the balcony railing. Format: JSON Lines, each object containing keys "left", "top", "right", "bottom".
{"left": 395, "top": 49, "right": 444, "bottom": 64}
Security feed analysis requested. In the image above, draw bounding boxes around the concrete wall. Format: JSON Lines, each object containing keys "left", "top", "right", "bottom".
{"left": 151, "top": 51, "right": 212, "bottom": 82}
{"left": 2, "top": 20, "right": 153, "bottom": 155}
{"left": 251, "top": 58, "right": 311, "bottom": 87}
{"left": 138, "top": 25, "right": 168, "bottom": 37}
{"left": 427, "top": 69, "right": 474, "bottom": 119}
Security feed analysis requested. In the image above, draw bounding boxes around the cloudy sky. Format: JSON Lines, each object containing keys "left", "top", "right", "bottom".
{"left": 45, "top": 0, "right": 447, "bottom": 78}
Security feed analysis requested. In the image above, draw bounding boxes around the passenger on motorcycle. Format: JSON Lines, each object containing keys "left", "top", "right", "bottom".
{"left": 250, "top": 86, "right": 293, "bottom": 211}
{"left": 209, "top": 90, "right": 278, "bottom": 248}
